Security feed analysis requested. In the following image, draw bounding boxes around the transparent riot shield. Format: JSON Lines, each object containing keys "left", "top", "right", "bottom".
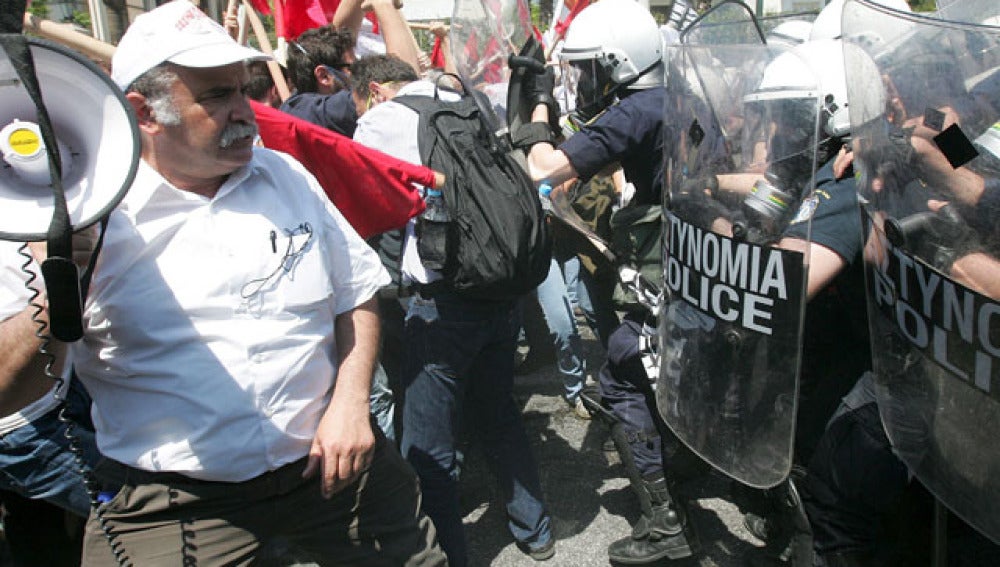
{"left": 842, "top": 0, "right": 1000, "bottom": 544}
{"left": 451, "top": 0, "right": 535, "bottom": 126}
{"left": 450, "top": 0, "right": 620, "bottom": 270}
{"left": 656, "top": 5, "right": 817, "bottom": 489}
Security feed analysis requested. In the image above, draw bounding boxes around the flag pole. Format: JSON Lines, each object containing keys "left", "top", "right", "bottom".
{"left": 241, "top": 0, "right": 291, "bottom": 102}
{"left": 22, "top": 12, "right": 115, "bottom": 63}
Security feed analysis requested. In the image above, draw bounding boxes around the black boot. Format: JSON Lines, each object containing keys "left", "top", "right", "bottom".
{"left": 745, "top": 478, "right": 814, "bottom": 567}
{"left": 608, "top": 476, "right": 698, "bottom": 564}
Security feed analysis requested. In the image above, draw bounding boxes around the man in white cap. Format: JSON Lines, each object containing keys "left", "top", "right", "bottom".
{"left": 65, "top": 1, "right": 446, "bottom": 564}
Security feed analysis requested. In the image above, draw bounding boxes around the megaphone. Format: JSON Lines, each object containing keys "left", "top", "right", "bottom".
{"left": 0, "top": 36, "right": 139, "bottom": 342}
{"left": 0, "top": 37, "right": 139, "bottom": 242}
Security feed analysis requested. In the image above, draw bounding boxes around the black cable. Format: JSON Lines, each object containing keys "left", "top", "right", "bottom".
{"left": 17, "top": 243, "right": 132, "bottom": 567}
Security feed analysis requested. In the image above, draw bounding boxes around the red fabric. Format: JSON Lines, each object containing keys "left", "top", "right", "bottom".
{"left": 250, "top": 100, "right": 430, "bottom": 238}
{"left": 430, "top": 36, "right": 445, "bottom": 69}
{"left": 279, "top": 0, "right": 341, "bottom": 40}
{"left": 246, "top": 0, "right": 271, "bottom": 16}
{"left": 553, "top": 0, "right": 590, "bottom": 39}
{"left": 272, "top": 0, "right": 286, "bottom": 39}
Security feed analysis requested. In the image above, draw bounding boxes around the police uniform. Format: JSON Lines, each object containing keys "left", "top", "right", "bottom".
{"left": 784, "top": 161, "right": 871, "bottom": 465}
{"left": 560, "top": 87, "right": 693, "bottom": 481}
{"left": 560, "top": 88, "right": 668, "bottom": 207}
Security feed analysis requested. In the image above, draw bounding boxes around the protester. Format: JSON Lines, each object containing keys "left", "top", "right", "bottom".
{"left": 68, "top": 3, "right": 445, "bottom": 564}
{"left": 280, "top": 0, "right": 420, "bottom": 137}
{"left": 245, "top": 59, "right": 286, "bottom": 108}
{"left": 350, "top": 53, "right": 556, "bottom": 566}
{"left": 281, "top": 24, "right": 360, "bottom": 136}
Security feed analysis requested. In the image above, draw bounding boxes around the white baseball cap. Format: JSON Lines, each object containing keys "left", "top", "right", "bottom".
{"left": 112, "top": 0, "right": 270, "bottom": 90}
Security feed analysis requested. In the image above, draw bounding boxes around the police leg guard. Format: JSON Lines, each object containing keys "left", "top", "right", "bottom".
{"left": 606, "top": 422, "right": 697, "bottom": 564}
{"left": 746, "top": 476, "right": 814, "bottom": 567}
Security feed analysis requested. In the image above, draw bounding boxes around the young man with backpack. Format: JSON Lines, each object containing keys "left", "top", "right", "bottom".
{"left": 350, "top": 54, "right": 555, "bottom": 566}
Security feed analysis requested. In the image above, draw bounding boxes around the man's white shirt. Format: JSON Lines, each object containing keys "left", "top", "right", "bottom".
{"left": 71, "top": 149, "right": 389, "bottom": 481}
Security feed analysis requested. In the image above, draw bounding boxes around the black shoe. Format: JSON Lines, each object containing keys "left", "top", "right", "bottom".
{"left": 608, "top": 529, "right": 696, "bottom": 564}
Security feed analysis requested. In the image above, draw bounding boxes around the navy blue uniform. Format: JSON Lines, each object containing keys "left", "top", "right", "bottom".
{"left": 279, "top": 90, "right": 358, "bottom": 138}
{"left": 785, "top": 161, "right": 871, "bottom": 464}
{"left": 561, "top": 88, "right": 668, "bottom": 206}
{"left": 563, "top": 87, "right": 704, "bottom": 479}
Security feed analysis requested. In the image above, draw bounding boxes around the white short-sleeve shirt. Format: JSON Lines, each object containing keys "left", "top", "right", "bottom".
{"left": 71, "top": 148, "right": 389, "bottom": 481}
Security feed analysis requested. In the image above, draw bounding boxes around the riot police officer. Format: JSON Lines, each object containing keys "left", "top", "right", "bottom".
{"left": 514, "top": 0, "right": 700, "bottom": 563}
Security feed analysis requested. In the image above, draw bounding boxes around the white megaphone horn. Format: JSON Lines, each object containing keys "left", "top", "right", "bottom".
{"left": 0, "top": 32, "right": 140, "bottom": 340}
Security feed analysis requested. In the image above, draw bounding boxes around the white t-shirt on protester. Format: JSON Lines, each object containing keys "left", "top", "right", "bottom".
{"left": 71, "top": 148, "right": 389, "bottom": 481}
{"left": 353, "top": 79, "right": 460, "bottom": 286}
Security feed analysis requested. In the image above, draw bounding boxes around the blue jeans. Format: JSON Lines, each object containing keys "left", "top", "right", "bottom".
{"left": 400, "top": 291, "right": 552, "bottom": 567}
{"left": 0, "top": 378, "right": 99, "bottom": 517}
{"left": 535, "top": 258, "right": 586, "bottom": 403}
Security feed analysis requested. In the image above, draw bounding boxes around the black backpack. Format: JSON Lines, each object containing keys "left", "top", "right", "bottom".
{"left": 395, "top": 77, "right": 551, "bottom": 300}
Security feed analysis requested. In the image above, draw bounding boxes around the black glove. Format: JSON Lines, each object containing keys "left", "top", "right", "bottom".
{"left": 679, "top": 175, "right": 718, "bottom": 197}
{"left": 670, "top": 188, "right": 730, "bottom": 231}
{"left": 525, "top": 65, "right": 561, "bottom": 133}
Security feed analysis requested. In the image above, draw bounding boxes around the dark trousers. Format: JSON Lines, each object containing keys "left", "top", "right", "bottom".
{"left": 1, "top": 490, "right": 83, "bottom": 567}
{"left": 82, "top": 429, "right": 446, "bottom": 566}
{"left": 802, "top": 373, "right": 910, "bottom": 558}
{"left": 400, "top": 291, "right": 552, "bottom": 567}
{"left": 598, "top": 313, "right": 700, "bottom": 481}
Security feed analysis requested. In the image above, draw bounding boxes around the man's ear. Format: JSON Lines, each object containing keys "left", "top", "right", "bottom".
{"left": 125, "top": 91, "right": 161, "bottom": 134}
{"left": 370, "top": 81, "right": 384, "bottom": 103}
{"left": 313, "top": 65, "right": 332, "bottom": 90}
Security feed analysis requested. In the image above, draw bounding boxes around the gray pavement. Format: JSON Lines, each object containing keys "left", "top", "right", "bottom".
{"left": 464, "top": 323, "right": 764, "bottom": 567}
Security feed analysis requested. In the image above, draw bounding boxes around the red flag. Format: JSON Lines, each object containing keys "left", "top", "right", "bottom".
{"left": 246, "top": 0, "right": 271, "bottom": 15}
{"left": 278, "top": 0, "right": 341, "bottom": 40}
{"left": 430, "top": 36, "right": 445, "bottom": 69}
{"left": 250, "top": 100, "right": 430, "bottom": 238}
{"left": 554, "top": 0, "right": 590, "bottom": 39}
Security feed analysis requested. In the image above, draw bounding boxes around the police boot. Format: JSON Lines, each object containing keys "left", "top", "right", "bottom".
{"left": 745, "top": 478, "right": 814, "bottom": 567}
{"left": 608, "top": 475, "right": 698, "bottom": 564}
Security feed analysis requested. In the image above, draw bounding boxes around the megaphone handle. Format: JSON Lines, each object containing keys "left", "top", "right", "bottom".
{"left": 41, "top": 257, "right": 83, "bottom": 342}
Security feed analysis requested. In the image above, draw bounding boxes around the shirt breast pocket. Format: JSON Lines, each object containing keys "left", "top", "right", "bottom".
{"left": 239, "top": 228, "right": 333, "bottom": 317}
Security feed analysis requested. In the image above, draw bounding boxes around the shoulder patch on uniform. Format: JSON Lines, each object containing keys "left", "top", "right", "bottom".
{"left": 790, "top": 195, "right": 819, "bottom": 225}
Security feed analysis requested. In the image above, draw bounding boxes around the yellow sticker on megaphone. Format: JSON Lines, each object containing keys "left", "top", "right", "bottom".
{"left": 7, "top": 128, "right": 41, "bottom": 157}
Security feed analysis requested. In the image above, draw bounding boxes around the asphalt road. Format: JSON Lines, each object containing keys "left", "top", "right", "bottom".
{"left": 463, "top": 323, "right": 763, "bottom": 567}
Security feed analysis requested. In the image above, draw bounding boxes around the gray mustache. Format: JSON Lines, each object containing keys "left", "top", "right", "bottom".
{"left": 219, "top": 122, "right": 259, "bottom": 148}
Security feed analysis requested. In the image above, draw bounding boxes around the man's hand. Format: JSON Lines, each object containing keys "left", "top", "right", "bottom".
{"left": 833, "top": 146, "right": 854, "bottom": 180}
{"left": 302, "top": 400, "right": 376, "bottom": 498}
{"left": 428, "top": 21, "right": 448, "bottom": 38}
{"left": 302, "top": 297, "right": 381, "bottom": 498}
{"left": 361, "top": 0, "right": 403, "bottom": 12}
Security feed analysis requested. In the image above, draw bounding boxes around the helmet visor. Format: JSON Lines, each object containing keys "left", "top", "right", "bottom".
{"left": 741, "top": 97, "right": 818, "bottom": 175}
{"left": 562, "top": 58, "right": 614, "bottom": 121}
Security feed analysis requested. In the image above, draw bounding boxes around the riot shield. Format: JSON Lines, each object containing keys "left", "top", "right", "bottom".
{"left": 842, "top": 0, "right": 1000, "bottom": 544}
{"left": 449, "top": 0, "right": 620, "bottom": 271}
{"left": 656, "top": 6, "right": 817, "bottom": 489}
{"left": 680, "top": 0, "right": 765, "bottom": 46}
{"left": 451, "top": 0, "right": 535, "bottom": 126}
